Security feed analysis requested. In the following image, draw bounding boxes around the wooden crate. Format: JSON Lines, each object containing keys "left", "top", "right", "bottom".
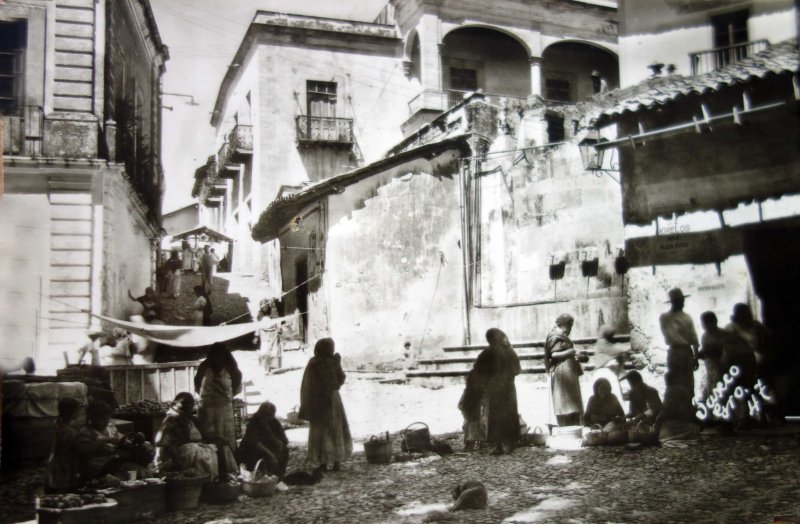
{"left": 105, "top": 361, "right": 202, "bottom": 404}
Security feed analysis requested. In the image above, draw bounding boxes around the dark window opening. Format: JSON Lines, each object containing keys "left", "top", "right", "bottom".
{"left": 0, "top": 21, "right": 27, "bottom": 115}
{"left": 545, "top": 79, "right": 571, "bottom": 102}
{"left": 307, "top": 80, "right": 337, "bottom": 117}
{"left": 449, "top": 68, "right": 478, "bottom": 92}
{"left": 712, "top": 9, "right": 749, "bottom": 49}
{"left": 546, "top": 113, "right": 565, "bottom": 143}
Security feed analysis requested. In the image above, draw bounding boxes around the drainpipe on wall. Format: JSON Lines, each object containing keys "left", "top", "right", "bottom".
{"left": 458, "top": 158, "right": 472, "bottom": 345}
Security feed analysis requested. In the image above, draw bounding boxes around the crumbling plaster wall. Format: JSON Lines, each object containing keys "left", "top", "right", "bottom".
{"left": 324, "top": 152, "right": 465, "bottom": 366}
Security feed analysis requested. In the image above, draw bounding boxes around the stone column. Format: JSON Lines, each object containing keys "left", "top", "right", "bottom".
{"left": 417, "top": 14, "right": 442, "bottom": 93}
{"left": 529, "top": 56, "right": 543, "bottom": 98}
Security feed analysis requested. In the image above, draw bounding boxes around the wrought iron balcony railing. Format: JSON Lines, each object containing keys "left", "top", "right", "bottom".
{"left": 296, "top": 115, "right": 353, "bottom": 144}
{"left": 2, "top": 105, "right": 43, "bottom": 156}
{"left": 690, "top": 39, "right": 768, "bottom": 76}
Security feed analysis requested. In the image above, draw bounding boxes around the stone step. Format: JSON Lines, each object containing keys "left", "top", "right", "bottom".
{"left": 441, "top": 334, "right": 630, "bottom": 356}
{"left": 406, "top": 361, "right": 637, "bottom": 380}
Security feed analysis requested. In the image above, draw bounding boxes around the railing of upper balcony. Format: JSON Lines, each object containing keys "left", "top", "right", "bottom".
{"left": 408, "top": 89, "right": 528, "bottom": 115}
{"left": 296, "top": 115, "right": 354, "bottom": 144}
{"left": 690, "top": 39, "right": 769, "bottom": 76}
{"left": 2, "top": 105, "right": 44, "bottom": 156}
{"left": 217, "top": 141, "right": 229, "bottom": 169}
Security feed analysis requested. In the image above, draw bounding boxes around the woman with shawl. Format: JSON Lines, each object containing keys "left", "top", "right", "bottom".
{"left": 298, "top": 338, "right": 352, "bottom": 471}
{"left": 545, "top": 314, "right": 584, "bottom": 427}
{"left": 584, "top": 377, "right": 626, "bottom": 428}
{"left": 155, "top": 392, "right": 236, "bottom": 480}
{"left": 238, "top": 401, "right": 289, "bottom": 479}
{"left": 471, "top": 328, "right": 521, "bottom": 455}
{"left": 191, "top": 285, "right": 212, "bottom": 326}
{"left": 194, "top": 343, "right": 242, "bottom": 451}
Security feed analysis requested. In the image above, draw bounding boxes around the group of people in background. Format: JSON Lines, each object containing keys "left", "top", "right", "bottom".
{"left": 459, "top": 287, "right": 785, "bottom": 452}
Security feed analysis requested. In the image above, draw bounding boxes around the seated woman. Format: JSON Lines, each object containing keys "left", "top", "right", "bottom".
{"left": 622, "top": 371, "right": 662, "bottom": 426}
{"left": 46, "top": 397, "right": 81, "bottom": 491}
{"left": 584, "top": 377, "right": 626, "bottom": 429}
{"left": 237, "top": 401, "right": 289, "bottom": 479}
{"left": 154, "top": 392, "right": 236, "bottom": 481}
{"left": 657, "top": 372, "right": 701, "bottom": 442}
{"left": 73, "top": 400, "right": 151, "bottom": 483}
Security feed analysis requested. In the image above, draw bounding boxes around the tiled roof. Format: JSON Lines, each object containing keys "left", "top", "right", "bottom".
{"left": 596, "top": 39, "right": 798, "bottom": 124}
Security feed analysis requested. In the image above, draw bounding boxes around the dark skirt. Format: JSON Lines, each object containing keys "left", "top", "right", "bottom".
{"left": 486, "top": 383, "right": 519, "bottom": 445}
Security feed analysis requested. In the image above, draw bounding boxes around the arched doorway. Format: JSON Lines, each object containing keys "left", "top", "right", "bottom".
{"left": 541, "top": 42, "right": 618, "bottom": 103}
{"left": 441, "top": 27, "right": 530, "bottom": 105}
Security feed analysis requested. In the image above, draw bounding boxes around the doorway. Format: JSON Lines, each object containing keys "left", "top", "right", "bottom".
{"left": 295, "top": 257, "right": 309, "bottom": 342}
{"left": 742, "top": 224, "right": 800, "bottom": 413}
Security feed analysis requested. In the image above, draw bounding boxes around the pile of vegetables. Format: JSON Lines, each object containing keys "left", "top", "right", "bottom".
{"left": 115, "top": 399, "right": 171, "bottom": 415}
{"left": 39, "top": 492, "right": 107, "bottom": 509}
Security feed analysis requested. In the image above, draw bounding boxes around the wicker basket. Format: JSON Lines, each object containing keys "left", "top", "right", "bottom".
{"left": 527, "top": 426, "right": 548, "bottom": 447}
{"left": 201, "top": 481, "right": 241, "bottom": 504}
{"left": 628, "top": 420, "right": 659, "bottom": 445}
{"left": 401, "top": 422, "right": 431, "bottom": 452}
{"left": 37, "top": 500, "right": 118, "bottom": 524}
{"left": 165, "top": 476, "right": 206, "bottom": 511}
{"left": 582, "top": 425, "right": 608, "bottom": 447}
{"left": 241, "top": 478, "right": 277, "bottom": 497}
{"left": 364, "top": 432, "right": 393, "bottom": 464}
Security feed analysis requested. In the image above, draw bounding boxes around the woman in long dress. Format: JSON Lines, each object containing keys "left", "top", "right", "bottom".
{"left": 299, "top": 338, "right": 352, "bottom": 471}
{"left": 194, "top": 343, "right": 242, "bottom": 452}
{"left": 544, "top": 314, "right": 584, "bottom": 428}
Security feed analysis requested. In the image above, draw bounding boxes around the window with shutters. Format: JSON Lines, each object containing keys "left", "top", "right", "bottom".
{"left": 297, "top": 80, "right": 353, "bottom": 144}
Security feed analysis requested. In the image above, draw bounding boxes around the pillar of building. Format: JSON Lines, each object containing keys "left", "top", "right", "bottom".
{"left": 529, "top": 56, "right": 543, "bottom": 97}
{"left": 417, "top": 13, "right": 442, "bottom": 92}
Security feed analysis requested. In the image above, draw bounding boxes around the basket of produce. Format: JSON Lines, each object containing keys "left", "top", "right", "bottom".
{"left": 202, "top": 475, "right": 241, "bottom": 504}
{"left": 628, "top": 419, "right": 659, "bottom": 445}
{"left": 164, "top": 470, "right": 207, "bottom": 511}
{"left": 364, "top": 432, "right": 393, "bottom": 464}
{"left": 37, "top": 493, "right": 117, "bottom": 524}
{"left": 239, "top": 459, "right": 278, "bottom": 497}
{"left": 401, "top": 422, "right": 431, "bottom": 452}
{"left": 581, "top": 425, "right": 607, "bottom": 447}
{"left": 604, "top": 422, "right": 629, "bottom": 446}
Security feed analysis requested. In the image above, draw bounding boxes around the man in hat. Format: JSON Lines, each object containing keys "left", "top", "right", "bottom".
{"left": 659, "top": 288, "right": 699, "bottom": 393}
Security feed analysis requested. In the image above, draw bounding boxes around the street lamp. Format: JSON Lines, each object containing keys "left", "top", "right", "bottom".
{"left": 162, "top": 92, "right": 200, "bottom": 106}
{"left": 578, "top": 128, "right": 608, "bottom": 171}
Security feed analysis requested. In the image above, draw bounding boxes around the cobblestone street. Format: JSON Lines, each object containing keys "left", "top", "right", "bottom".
{"left": 4, "top": 428, "right": 798, "bottom": 523}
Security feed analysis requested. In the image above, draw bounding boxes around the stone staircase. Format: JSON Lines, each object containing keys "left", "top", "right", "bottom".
{"left": 406, "top": 335, "right": 631, "bottom": 383}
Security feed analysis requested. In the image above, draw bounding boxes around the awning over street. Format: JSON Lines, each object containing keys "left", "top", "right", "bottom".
{"left": 171, "top": 225, "right": 232, "bottom": 243}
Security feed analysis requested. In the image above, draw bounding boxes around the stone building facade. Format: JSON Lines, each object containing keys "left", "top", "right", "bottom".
{"left": 0, "top": 0, "right": 167, "bottom": 373}
{"left": 195, "top": 0, "right": 622, "bottom": 364}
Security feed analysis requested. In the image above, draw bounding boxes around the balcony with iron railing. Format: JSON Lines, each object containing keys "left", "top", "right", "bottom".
{"left": 214, "top": 124, "right": 253, "bottom": 178}
{"left": 690, "top": 39, "right": 769, "bottom": 76}
{"left": 296, "top": 115, "right": 354, "bottom": 146}
{"left": 2, "top": 105, "right": 44, "bottom": 156}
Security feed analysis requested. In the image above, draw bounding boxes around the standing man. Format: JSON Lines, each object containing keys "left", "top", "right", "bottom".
{"left": 659, "top": 288, "right": 699, "bottom": 394}
{"left": 471, "top": 328, "right": 521, "bottom": 455}
{"left": 200, "top": 245, "right": 215, "bottom": 295}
